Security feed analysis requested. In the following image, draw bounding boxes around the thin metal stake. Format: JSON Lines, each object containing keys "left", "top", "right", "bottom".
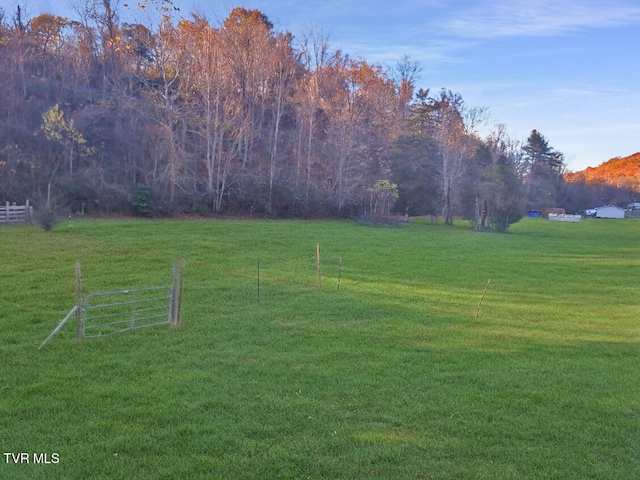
{"left": 475, "top": 279, "right": 491, "bottom": 319}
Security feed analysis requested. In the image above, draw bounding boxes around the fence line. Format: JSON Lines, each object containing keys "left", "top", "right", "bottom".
{"left": 38, "top": 261, "right": 184, "bottom": 348}
{"left": 0, "top": 200, "right": 32, "bottom": 225}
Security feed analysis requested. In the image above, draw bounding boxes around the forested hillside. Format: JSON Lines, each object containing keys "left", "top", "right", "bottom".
{"left": 558, "top": 153, "right": 640, "bottom": 212}
{"left": 0, "top": 1, "right": 572, "bottom": 230}
{"left": 564, "top": 153, "right": 640, "bottom": 190}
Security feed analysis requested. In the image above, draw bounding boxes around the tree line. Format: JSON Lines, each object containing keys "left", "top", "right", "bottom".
{"left": 1, "top": 1, "right": 587, "bottom": 230}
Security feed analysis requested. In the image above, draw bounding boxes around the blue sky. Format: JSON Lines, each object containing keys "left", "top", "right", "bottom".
{"left": 18, "top": 0, "right": 640, "bottom": 171}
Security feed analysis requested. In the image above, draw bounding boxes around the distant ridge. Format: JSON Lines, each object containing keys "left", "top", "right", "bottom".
{"left": 564, "top": 152, "right": 640, "bottom": 191}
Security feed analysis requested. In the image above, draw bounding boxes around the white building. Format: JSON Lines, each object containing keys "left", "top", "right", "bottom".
{"left": 595, "top": 205, "right": 626, "bottom": 219}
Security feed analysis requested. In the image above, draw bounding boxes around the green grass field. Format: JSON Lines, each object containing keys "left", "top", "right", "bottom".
{"left": 1, "top": 217, "right": 639, "bottom": 479}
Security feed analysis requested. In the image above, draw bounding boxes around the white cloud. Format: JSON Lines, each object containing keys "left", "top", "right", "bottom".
{"left": 441, "top": 0, "right": 640, "bottom": 38}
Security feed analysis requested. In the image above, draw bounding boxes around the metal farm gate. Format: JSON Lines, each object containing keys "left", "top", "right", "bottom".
{"left": 82, "top": 286, "right": 173, "bottom": 338}
{"left": 38, "top": 261, "right": 184, "bottom": 349}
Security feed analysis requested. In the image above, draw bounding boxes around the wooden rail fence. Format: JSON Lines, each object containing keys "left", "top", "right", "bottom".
{"left": 0, "top": 201, "right": 32, "bottom": 225}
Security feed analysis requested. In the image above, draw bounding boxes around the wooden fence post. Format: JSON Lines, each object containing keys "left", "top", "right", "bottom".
{"left": 257, "top": 260, "right": 260, "bottom": 305}
{"left": 75, "top": 262, "right": 83, "bottom": 344}
{"left": 170, "top": 260, "right": 185, "bottom": 326}
{"left": 316, "top": 243, "right": 322, "bottom": 288}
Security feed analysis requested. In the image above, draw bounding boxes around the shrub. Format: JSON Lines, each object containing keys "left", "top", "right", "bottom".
{"left": 32, "top": 192, "right": 68, "bottom": 231}
{"left": 130, "top": 184, "right": 153, "bottom": 217}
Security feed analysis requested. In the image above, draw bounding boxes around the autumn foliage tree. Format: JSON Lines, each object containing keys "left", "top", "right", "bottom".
{"left": 0, "top": 3, "right": 535, "bottom": 229}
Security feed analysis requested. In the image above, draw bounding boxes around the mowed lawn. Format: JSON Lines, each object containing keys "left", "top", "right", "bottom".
{"left": 1, "top": 217, "right": 638, "bottom": 479}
